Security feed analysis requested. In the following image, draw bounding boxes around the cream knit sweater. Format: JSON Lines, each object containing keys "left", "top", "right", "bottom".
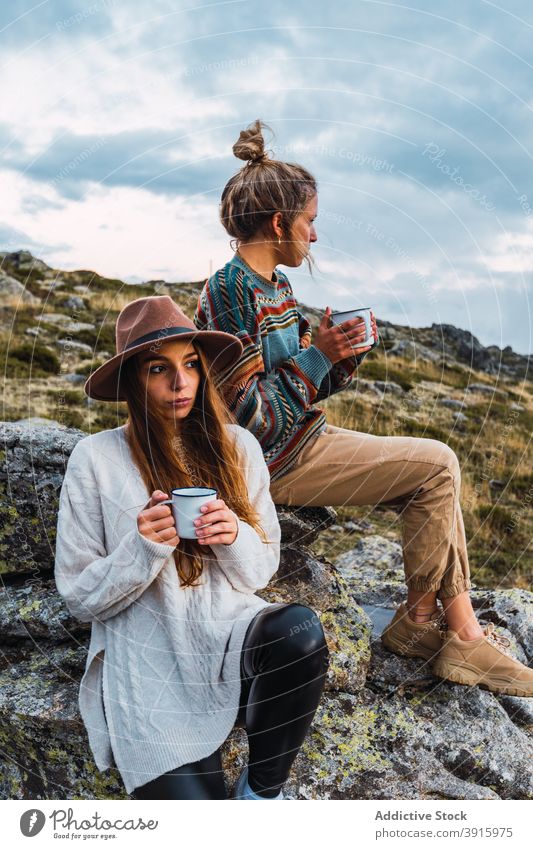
{"left": 54, "top": 423, "right": 281, "bottom": 795}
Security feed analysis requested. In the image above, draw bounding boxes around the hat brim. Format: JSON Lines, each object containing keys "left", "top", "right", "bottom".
{"left": 83, "top": 330, "right": 244, "bottom": 401}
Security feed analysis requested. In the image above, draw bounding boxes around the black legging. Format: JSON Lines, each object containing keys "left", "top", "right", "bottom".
{"left": 131, "top": 602, "right": 329, "bottom": 799}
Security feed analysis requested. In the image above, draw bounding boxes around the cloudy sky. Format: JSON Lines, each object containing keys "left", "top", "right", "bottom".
{"left": 1, "top": 0, "right": 532, "bottom": 354}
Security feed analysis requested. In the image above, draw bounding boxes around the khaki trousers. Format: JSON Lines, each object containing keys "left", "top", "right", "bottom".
{"left": 269, "top": 424, "right": 471, "bottom": 599}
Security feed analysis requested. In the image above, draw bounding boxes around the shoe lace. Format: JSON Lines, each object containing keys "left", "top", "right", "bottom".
{"left": 431, "top": 611, "right": 448, "bottom": 637}
{"left": 483, "top": 622, "right": 513, "bottom": 656}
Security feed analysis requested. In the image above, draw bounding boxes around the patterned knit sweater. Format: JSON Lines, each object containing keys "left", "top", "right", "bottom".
{"left": 193, "top": 251, "right": 369, "bottom": 481}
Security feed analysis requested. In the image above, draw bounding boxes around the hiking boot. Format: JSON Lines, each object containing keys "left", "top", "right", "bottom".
{"left": 432, "top": 623, "right": 533, "bottom": 697}
{"left": 380, "top": 602, "right": 446, "bottom": 661}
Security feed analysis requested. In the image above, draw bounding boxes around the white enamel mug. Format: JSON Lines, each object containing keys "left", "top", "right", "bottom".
{"left": 330, "top": 307, "right": 374, "bottom": 349}
{"left": 160, "top": 487, "right": 217, "bottom": 540}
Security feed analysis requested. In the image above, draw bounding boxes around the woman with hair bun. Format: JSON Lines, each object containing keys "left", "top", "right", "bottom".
{"left": 194, "top": 118, "right": 533, "bottom": 699}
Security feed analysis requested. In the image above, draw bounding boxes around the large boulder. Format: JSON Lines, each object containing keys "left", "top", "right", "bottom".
{"left": 0, "top": 273, "right": 41, "bottom": 306}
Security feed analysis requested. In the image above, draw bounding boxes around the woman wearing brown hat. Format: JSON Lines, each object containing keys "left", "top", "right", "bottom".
{"left": 54, "top": 294, "right": 329, "bottom": 800}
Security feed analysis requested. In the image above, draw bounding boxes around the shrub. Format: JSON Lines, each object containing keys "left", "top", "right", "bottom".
{"left": 74, "top": 322, "right": 116, "bottom": 350}
{"left": 5, "top": 342, "right": 60, "bottom": 376}
{"left": 75, "top": 359, "right": 106, "bottom": 375}
{"left": 358, "top": 356, "right": 414, "bottom": 391}
{"left": 476, "top": 504, "right": 519, "bottom": 537}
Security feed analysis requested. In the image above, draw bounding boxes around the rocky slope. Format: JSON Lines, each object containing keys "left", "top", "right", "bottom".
{"left": 1, "top": 249, "right": 530, "bottom": 379}
{"left": 0, "top": 420, "right": 531, "bottom": 800}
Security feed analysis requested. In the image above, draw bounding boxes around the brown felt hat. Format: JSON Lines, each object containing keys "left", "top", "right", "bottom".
{"left": 83, "top": 295, "right": 243, "bottom": 401}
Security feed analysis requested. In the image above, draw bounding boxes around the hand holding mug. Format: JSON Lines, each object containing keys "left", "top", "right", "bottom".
{"left": 314, "top": 307, "right": 377, "bottom": 364}
{"left": 193, "top": 498, "right": 239, "bottom": 546}
{"left": 137, "top": 490, "right": 180, "bottom": 547}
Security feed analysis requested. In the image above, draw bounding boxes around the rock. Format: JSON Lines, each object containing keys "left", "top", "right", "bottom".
{"left": 38, "top": 279, "right": 67, "bottom": 291}
{"left": 0, "top": 273, "right": 40, "bottom": 305}
{"left": 0, "top": 421, "right": 82, "bottom": 577}
{"left": 63, "top": 323, "right": 95, "bottom": 334}
{"left": 334, "top": 536, "right": 406, "bottom": 607}
{"left": 1, "top": 421, "right": 532, "bottom": 800}
{"left": 426, "top": 324, "right": 530, "bottom": 380}
{"left": 343, "top": 519, "right": 376, "bottom": 534}
{"left": 466, "top": 383, "right": 508, "bottom": 397}
{"left": 0, "top": 642, "right": 127, "bottom": 799}
{"left": 275, "top": 504, "right": 337, "bottom": 546}
{"left": 440, "top": 398, "right": 466, "bottom": 409}
{"left": 12, "top": 417, "right": 66, "bottom": 428}
{"left": 511, "top": 403, "right": 525, "bottom": 412}
{"left": 406, "top": 683, "right": 533, "bottom": 799}
{"left": 223, "top": 690, "right": 499, "bottom": 799}
{"left": 60, "top": 296, "right": 86, "bottom": 311}
{"left": 63, "top": 374, "right": 86, "bottom": 385}
{"left": 56, "top": 339, "right": 93, "bottom": 354}
{"left": 0, "top": 579, "right": 88, "bottom": 641}
{"left": 1, "top": 250, "right": 53, "bottom": 276}
{"left": 470, "top": 588, "right": 533, "bottom": 659}
{"left": 373, "top": 380, "right": 405, "bottom": 396}
{"left": 452, "top": 412, "right": 468, "bottom": 424}
{"left": 41, "top": 313, "right": 95, "bottom": 332}
{"left": 497, "top": 696, "right": 533, "bottom": 732}
{"left": 41, "top": 314, "right": 95, "bottom": 333}
{"left": 355, "top": 378, "right": 384, "bottom": 398}
{"left": 41, "top": 313, "right": 72, "bottom": 325}
{"left": 378, "top": 324, "right": 398, "bottom": 341}
{"left": 388, "top": 339, "right": 440, "bottom": 363}
{"left": 430, "top": 324, "right": 492, "bottom": 373}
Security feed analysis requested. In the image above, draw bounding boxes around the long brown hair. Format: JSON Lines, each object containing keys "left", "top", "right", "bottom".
{"left": 220, "top": 118, "right": 317, "bottom": 272}
{"left": 120, "top": 342, "right": 269, "bottom": 587}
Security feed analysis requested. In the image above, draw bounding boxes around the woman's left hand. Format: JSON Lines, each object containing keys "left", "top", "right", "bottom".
{"left": 194, "top": 499, "right": 239, "bottom": 546}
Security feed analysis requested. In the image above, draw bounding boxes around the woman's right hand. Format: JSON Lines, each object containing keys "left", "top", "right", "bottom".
{"left": 137, "top": 490, "right": 180, "bottom": 547}
{"left": 313, "top": 306, "right": 374, "bottom": 364}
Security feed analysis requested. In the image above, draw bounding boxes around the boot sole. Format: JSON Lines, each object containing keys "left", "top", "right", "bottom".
{"left": 381, "top": 630, "right": 436, "bottom": 661}
{"left": 432, "top": 658, "right": 533, "bottom": 697}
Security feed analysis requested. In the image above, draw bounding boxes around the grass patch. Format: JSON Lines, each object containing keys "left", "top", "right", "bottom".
{"left": 47, "top": 388, "right": 85, "bottom": 405}
{"left": 72, "top": 321, "right": 116, "bottom": 350}
{"left": 476, "top": 504, "right": 520, "bottom": 538}
{"left": 91, "top": 405, "right": 129, "bottom": 430}
{"left": 75, "top": 359, "right": 107, "bottom": 375}
{"left": 357, "top": 356, "right": 414, "bottom": 391}
{"left": 58, "top": 409, "right": 86, "bottom": 429}
{"left": 2, "top": 342, "right": 60, "bottom": 377}
{"left": 507, "top": 473, "right": 533, "bottom": 498}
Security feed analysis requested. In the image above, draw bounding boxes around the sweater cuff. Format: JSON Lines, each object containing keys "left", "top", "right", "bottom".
{"left": 136, "top": 528, "right": 176, "bottom": 568}
{"left": 211, "top": 518, "right": 256, "bottom": 562}
{"left": 290, "top": 344, "right": 333, "bottom": 388}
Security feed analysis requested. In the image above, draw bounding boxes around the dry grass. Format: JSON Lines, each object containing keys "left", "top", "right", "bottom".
{"left": 1, "top": 290, "right": 531, "bottom": 589}
{"left": 317, "top": 368, "right": 533, "bottom": 589}
{"left": 88, "top": 291, "right": 146, "bottom": 312}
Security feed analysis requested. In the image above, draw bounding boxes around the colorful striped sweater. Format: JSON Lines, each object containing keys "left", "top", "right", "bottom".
{"left": 193, "top": 251, "right": 369, "bottom": 482}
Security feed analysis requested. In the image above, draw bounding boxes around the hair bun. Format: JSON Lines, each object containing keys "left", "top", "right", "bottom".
{"left": 232, "top": 118, "right": 272, "bottom": 164}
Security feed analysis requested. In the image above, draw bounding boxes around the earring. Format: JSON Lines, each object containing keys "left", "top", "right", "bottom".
{"left": 278, "top": 236, "right": 281, "bottom": 245}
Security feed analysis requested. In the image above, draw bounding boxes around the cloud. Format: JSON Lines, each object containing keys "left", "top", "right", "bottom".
{"left": 1, "top": 0, "right": 532, "bottom": 351}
